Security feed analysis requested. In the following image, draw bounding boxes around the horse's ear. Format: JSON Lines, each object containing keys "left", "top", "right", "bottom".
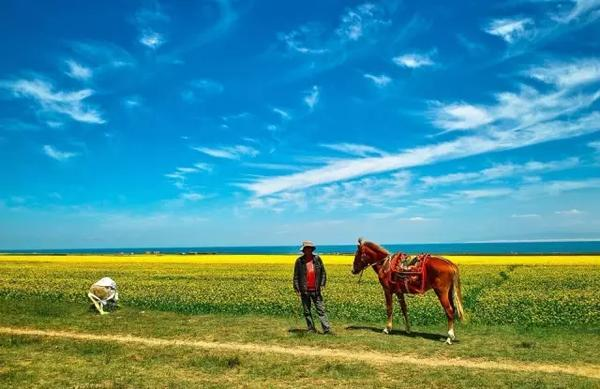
{"left": 358, "top": 237, "right": 364, "bottom": 245}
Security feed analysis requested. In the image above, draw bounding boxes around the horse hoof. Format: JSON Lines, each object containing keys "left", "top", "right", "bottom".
{"left": 445, "top": 338, "right": 453, "bottom": 345}
{"left": 382, "top": 328, "right": 390, "bottom": 334}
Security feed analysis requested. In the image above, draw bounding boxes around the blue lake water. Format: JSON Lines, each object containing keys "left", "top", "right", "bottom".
{"left": 4, "top": 241, "right": 600, "bottom": 255}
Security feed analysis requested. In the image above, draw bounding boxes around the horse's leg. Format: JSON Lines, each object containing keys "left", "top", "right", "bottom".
{"left": 396, "top": 292, "right": 411, "bottom": 334}
{"left": 383, "top": 290, "right": 394, "bottom": 334}
{"left": 434, "top": 286, "right": 455, "bottom": 344}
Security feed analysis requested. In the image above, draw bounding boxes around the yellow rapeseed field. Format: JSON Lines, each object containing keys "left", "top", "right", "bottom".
{"left": 1, "top": 254, "right": 599, "bottom": 326}
{"left": 1, "top": 254, "right": 599, "bottom": 265}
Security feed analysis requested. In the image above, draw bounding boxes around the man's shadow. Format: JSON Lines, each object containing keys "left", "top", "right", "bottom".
{"left": 345, "top": 325, "right": 453, "bottom": 342}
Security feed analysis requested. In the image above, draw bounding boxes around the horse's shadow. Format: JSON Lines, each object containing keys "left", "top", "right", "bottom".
{"left": 345, "top": 325, "right": 453, "bottom": 342}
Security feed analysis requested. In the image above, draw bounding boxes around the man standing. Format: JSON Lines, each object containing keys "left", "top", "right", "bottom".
{"left": 293, "top": 240, "right": 331, "bottom": 334}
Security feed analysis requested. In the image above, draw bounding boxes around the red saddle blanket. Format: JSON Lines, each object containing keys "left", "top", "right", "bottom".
{"left": 389, "top": 253, "right": 430, "bottom": 294}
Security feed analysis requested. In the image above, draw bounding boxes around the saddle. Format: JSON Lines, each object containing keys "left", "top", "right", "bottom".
{"left": 389, "top": 253, "right": 430, "bottom": 294}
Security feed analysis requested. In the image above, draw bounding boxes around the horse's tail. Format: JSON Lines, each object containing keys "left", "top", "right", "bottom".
{"left": 451, "top": 269, "right": 465, "bottom": 321}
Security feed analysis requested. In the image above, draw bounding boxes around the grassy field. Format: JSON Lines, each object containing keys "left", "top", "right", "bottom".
{"left": 1, "top": 254, "right": 599, "bottom": 387}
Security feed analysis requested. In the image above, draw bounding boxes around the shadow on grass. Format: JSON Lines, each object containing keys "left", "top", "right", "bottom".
{"left": 345, "top": 325, "right": 454, "bottom": 342}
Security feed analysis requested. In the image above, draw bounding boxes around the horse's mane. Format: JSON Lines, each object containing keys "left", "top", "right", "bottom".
{"left": 364, "top": 241, "right": 390, "bottom": 255}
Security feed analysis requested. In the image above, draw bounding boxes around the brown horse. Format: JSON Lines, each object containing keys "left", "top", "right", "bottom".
{"left": 351, "top": 238, "right": 464, "bottom": 344}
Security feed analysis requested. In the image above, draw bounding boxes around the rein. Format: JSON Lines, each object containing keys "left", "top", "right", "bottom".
{"left": 357, "top": 255, "right": 390, "bottom": 284}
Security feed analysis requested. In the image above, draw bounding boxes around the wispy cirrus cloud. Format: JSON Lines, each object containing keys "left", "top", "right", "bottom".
{"left": 335, "top": 2, "right": 390, "bottom": 42}
{"left": 432, "top": 58, "right": 600, "bottom": 132}
{"left": 484, "top": 18, "right": 534, "bottom": 43}
{"left": 69, "top": 41, "right": 135, "bottom": 70}
{"left": 140, "top": 30, "right": 166, "bottom": 49}
{"left": 555, "top": 0, "right": 600, "bottom": 23}
{"left": 1, "top": 78, "right": 105, "bottom": 124}
{"left": 165, "top": 163, "right": 212, "bottom": 189}
{"left": 363, "top": 73, "right": 392, "bottom": 87}
{"left": 555, "top": 208, "right": 583, "bottom": 215}
{"left": 526, "top": 58, "right": 600, "bottom": 88}
{"left": 242, "top": 104, "right": 599, "bottom": 196}
{"left": 43, "top": 145, "right": 78, "bottom": 161}
{"left": 181, "top": 79, "right": 224, "bottom": 102}
{"left": 193, "top": 145, "right": 259, "bottom": 159}
{"left": 134, "top": 4, "right": 168, "bottom": 50}
{"left": 430, "top": 103, "right": 492, "bottom": 131}
{"left": 64, "top": 60, "right": 92, "bottom": 80}
{"left": 392, "top": 52, "right": 434, "bottom": 68}
{"left": 512, "top": 213, "right": 541, "bottom": 218}
{"left": 278, "top": 24, "right": 330, "bottom": 55}
{"left": 303, "top": 85, "right": 320, "bottom": 110}
{"left": 180, "top": 192, "right": 205, "bottom": 202}
{"left": 420, "top": 157, "right": 580, "bottom": 187}
{"left": 279, "top": 2, "right": 391, "bottom": 56}
{"left": 272, "top": 107, "right": 291, "bottom": 120}
{"left": 248, "top": 171, "right": 412, "bottom": 212}
{"left": 320, "top": 143, "right": 388, "bottom": 157}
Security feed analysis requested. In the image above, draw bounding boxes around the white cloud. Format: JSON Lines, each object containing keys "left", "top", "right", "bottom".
{"left": 304, "top": 85, "right": 320, "bottom": 109}
{"left": 278, "top": 25, "right": 329, "bottom": 55}
{"left": 43, "top": 145, "right": 78, "bottom": 161}
{"left": 248, "top": 171, "right": 411, "bottom": 212}
{"left": 180, "top": 192, "right": 205, "bottom": 202}
{"left": 432, "top": 59, "right": 600, "bottom": 133}
{"left": 392, "top": 53, "right": 434, "bottom": 68}
{"left": 242, "top": 111, "right": 599, "bottom": 197}
{"left": 320, "top": 143, "right": 387, "bottom": 157}
{"left": 69, "top": 41, "right": 135, "bottom": 70}
{"left": 406, "top": 216, "right": 433, "bottom": 222}
{"left": 65, "top": 60, "right": 92, "bottom": 80}
{"left": 431, "top": 103, "right": 493, "bottom": 130}
{"left": 123, "top": 96, "right": 142, "bottom": 108}
{"left": 484, "top": 18, "right": 534, "bottom": 43}
{"left": 1, "top": 78, "right": 105, "bottom": 124}
{"left": 364, "top": 73, "right": 392, "bottom": 87}
{"left": 527, "top": 58, "right": 600, "bottom": 87}
{"left": 511, "top": 213, "right": 541, "bottom": 218}
{"left": 279, "top": 2, "right": 389, "bottom": 55}
{"left": 140, "top": 29, "right": 165, "bottom": 49}
{"left": 555, "top": 208, "right": 583, "bottom": 215}
{"left": 165, "top": 163, "right": 212, "bottom": 189}
{"left": 421, "top": 157, "right": 580, "bottom": 187}
{"left": 182, "top": 79, "right": 223, "bottom": 102}
{"left": 272, "top": 107, "right": 291, "bottom": 120}
{"left": 454, "top": 188, "right": 514, "bottom": 201}
{"left": 193, "top": 145, "right": 259, "bottom": 159}
{"left": 190, "top": 79, "right": 224, "bottom": 94}
{"left": 335, "top": 3, "right": 390, "bottom": 42}
{"left": 558, "top": 0, "right": 600, "bottom": 23}
{"left": 243, "top": 162, "right": 303, "bottom": 171}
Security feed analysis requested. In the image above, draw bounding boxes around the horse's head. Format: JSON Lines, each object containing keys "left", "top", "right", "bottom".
{"left": 352, "top": 237, "right": 367, "bottom": 274}
{"left": 352, "top": 237, "right": 389, "bottom": 274}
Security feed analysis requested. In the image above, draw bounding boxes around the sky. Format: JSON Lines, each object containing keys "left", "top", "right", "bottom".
{"left": 1, "top": 0, "right": 599, "bottom": 249}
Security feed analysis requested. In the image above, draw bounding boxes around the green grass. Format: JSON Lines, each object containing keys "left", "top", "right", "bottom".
{"left": 1, "top": 255, "right": 599, "bottom": 387}
{"left": 1, "top": 298, "right": 599, "bottom": 388}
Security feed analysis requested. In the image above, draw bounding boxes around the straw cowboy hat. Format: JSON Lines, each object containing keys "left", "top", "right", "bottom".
{"left": 300, "top": 240, "right": 316, "bottom": 251}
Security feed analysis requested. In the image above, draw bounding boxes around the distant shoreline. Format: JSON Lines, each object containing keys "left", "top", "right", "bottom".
{"left": 2, "top": 240, "right": 600, "bottom": 256}
{"left": 2, "top": 252, "right": 600, "bottom": 257}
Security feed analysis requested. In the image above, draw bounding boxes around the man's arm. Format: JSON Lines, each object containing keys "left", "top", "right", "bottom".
{"left": 293, "top": 259, "right": 301, "bottom": 293}
{"left": 319, "top": 256, "right": 327, "bottom": 288}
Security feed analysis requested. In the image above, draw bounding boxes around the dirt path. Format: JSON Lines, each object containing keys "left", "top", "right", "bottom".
{"left": 1, "top": 326, "right": 599, "bottom": 380}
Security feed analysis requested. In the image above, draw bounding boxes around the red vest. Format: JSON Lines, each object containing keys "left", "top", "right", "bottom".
{"left": 305, "top": 257, "right": 316, "bottom": 291}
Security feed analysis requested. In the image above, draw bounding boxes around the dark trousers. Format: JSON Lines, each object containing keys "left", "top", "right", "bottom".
{"left": 300, "top": 291, "right": 330, "bottom": 332}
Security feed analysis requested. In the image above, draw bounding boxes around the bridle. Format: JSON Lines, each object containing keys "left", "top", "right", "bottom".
{"left": 355, "top": 245, "right": 390, "bottom": 284}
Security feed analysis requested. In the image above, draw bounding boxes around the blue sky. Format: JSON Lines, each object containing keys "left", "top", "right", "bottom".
{"left": 1, "top": 0, "right": 599, "bottom": 249}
